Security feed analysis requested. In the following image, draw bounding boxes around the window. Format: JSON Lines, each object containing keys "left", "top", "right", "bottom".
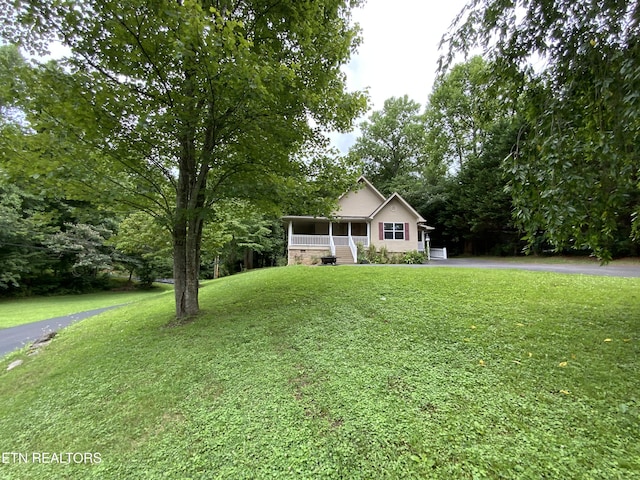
{"left": 384, "top": 223, "right": 404, "bottom": 240}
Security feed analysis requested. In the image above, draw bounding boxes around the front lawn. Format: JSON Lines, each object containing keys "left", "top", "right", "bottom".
{"left": 0, "top": 266, "right": 638, "bottom": 479}
{"left": 0, "top": 283, "right": 173, "bottom": 329}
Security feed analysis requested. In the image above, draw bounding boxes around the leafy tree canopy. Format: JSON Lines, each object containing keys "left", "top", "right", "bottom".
{"left": 441, "top": 0, "right": 640, "bottom": 260}
{"left": 1, "top": 0, "right": 367, "bottom": 316}
{"left": 425, "top": 56, "right": 514, "bottom": 172}
{"left": 348, "top": 95, "right": 444, "bottom": 195}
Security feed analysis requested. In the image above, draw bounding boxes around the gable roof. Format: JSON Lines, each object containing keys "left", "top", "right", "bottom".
{"left": 370, "top": 192, "right": 427, "bottom": 223}
{"left": 337, "top": 175, "right": 386, "bottom": 203}
{"left": 283, "top": 176, "right": 432, "bottom": 228}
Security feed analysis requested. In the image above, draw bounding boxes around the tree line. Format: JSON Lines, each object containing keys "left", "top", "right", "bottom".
{"left": 0, "top": 173, "right": 290, "bottom": 296}
{"left": 349, "top": 0, "right": 639, "bottom": 259}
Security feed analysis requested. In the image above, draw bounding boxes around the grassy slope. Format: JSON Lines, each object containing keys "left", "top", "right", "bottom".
{"left": 0, "top": 266, "right": 638, "bottom": 479}
{"left": 0, "top": 285, "right": 173, "bottom": 329}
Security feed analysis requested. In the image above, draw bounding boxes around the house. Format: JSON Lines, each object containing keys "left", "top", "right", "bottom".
{"left": 283, "top": 176, "right": 435, "bottom": 265}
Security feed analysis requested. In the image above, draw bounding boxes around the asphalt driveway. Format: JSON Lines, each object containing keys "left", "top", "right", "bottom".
{"left": 424, "top": 258, "right": 640, "bottom": 277}
{"left": 0, "top": 305, "right": 122, "bottom": 358}
{"left": 348, "top": 258, "right": 640, "bottom": 277}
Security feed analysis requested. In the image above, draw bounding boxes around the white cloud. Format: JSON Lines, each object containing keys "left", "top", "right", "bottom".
{"left": 330, "top": 0, "right": 469, "bottom": 153}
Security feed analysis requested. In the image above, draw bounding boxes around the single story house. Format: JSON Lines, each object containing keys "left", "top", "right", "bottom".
{"left": 283, "top": 176, "right": 435, "bottom": 265}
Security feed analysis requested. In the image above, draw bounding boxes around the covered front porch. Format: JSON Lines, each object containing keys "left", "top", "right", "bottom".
{"left": 285, "top": 217, "right": 370, "bottom": 264}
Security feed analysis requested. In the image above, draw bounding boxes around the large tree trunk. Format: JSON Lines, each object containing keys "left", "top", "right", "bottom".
{"left": 173, "top": 58, "right": 208, "bottom": 319}
{"left": 173, "top": 203, "right": 205, "bottom": 318}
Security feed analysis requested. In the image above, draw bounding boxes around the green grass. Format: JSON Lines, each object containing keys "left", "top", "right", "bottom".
{"left": 0, "top": 284, "right": 173, "bottom": 329}
{"left": 0, "top": 266, "right": 638, "bottom": 479}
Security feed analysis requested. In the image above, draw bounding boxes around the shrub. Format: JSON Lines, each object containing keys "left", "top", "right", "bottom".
{"left": 378, "top": 246, "right": 389, "bottom": 263}
{"left": 402, "top": 250, "right": 426, "bottom": 264}
{"left": 389, "top": 253, "right": 403, "bottom": 264}
{"left": 356, "top": 242, "right": 367, "bottom": 263}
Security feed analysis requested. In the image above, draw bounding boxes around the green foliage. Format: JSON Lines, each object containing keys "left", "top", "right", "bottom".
{"left": 434, "top": 118, "right": 523, "bottom": 256}
{"left": 404, "top": 56, "right": 523, "bottom": 256}
{"left": 0, "top": 181, "right": 41, "bottom": 288}
{"left": 47, "top": 223, "right": 114, "bottom": 275}
{"left": 1, "top": 0, "right": 368, "bottom": 316}
{"left": 0, "top": 267, "right": 638, "bottom": 478}
{"left": 355, "top": 241, "right": 367, "bottom": 263}
{"left": 204, "top": 202, "right": 285, "bottom": 274}
{"left": 425, "top": 56, "right": 509, "bottom": 172}
{"left": 0, "top": 171, "right": 127, "bottom": 295}
{"left": 401, "top": 250, "right": 426, "bottom": 264}
{"left": 111, "top": 211, "right": 173, "bottom": 284}
{"left": 360, "top": 245, "right": 425, "bottom": 264}
{"left": 363, "top": 244, "right": 387, "bottom": 264}
{"left": 349, "top": 95, "right": 440, "bottom": 194}
{"left": 442, "top": 0, "right": 640, "bottom": 260}
{"left": 0, "top": 44, "right": 27, "bottom": 123}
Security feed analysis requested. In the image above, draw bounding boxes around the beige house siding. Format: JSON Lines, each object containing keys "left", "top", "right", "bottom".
{"left": 371, "top": 197, "right": 420, "bottom": 253}
{"left": 336, "top": 183, "right": 384, "bottom": 217}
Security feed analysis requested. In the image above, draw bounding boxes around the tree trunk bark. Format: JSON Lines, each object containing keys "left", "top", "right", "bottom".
{"left": 172, "top": 55, "right": 211, "bottom": 319}
{"left": 173, "top": 223, "right": 189, "bottom": 318}
{"left": 173, "top": 210, "right": 204, "bottom": 318}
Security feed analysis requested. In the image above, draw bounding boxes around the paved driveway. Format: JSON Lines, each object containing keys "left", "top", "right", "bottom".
{"left": 349, "top": 258, "right": 640, "bottom": 277}
{"left": 0, "top": 306, "right": 122, "bottom": 358}
{"left": 425, "top": 258, "right": 640, "bottom": 277}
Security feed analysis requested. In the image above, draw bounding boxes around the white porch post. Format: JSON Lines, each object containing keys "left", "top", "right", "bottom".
{"left": 367, "top": 222, "right": 371, "bottom": 246}
{"left": 348, "top": 222, "right": 352, "bottom": 238}
{"left": 328, "top": 222, "right": 335, "bottom": 255}
{"left": 288, "top": 221, "right": 293, "bottom": 245}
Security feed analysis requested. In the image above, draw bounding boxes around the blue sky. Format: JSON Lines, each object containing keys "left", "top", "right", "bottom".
{"left": 328, "top": 0, "right": 469, "bottom": 153}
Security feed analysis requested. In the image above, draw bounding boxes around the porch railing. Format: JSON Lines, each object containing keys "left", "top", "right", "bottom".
{"left": 332, "top": 236, "right": 350, "bottom": 246}
{"left": 351, "top": 236, "right": 369, "bottom": 247}
{"left": 430, "top": 247, "right": 447, "bottom": 260}
{"left": 348, "top": 236, "right": 358, "bottom": 263}
{"left": 290, "top": 234, "right": 330, "bottom": 246}
{"left": 290, "top": 234, "right": 369, "bottom": 248}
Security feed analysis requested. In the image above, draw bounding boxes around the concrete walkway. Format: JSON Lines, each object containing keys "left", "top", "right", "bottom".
{"left": 348, "top": 258, "right": 640, "bottom": 277}
{"left": 0, "top": 305, "right": 123, "bottom": 358}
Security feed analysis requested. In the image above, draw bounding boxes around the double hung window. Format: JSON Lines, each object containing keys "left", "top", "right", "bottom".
{"left": 383, "top": 223, "right": 404, "bottom": 240}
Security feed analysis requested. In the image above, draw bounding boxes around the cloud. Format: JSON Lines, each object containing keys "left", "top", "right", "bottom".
{"left": 329, "top": 0, "right": 468, "bottom": 153}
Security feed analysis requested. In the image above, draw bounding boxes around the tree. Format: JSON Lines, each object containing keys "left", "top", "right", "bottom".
{"left": 437, "top": 118, "right": 522, "bottom": 255}
{"left": 348, "top": 95, "right": 442, "bottom": 194}
{"left": 419, "top": 56, "right": 524, "bottom": 255}
{"left": 425, "top": 56, "right": 509, "bottom": 172}
{"left": 2, "top": 0, "right": 367, "bottom": 317}
{"left": 0, "top": 179, "right": 44, "bottom": 289}
{"left": 0, "top": 44, "right": 27, "bottom": 123}
{"left": 110, "top": 211, "right": 174, "bottom": 286}
{"left": 441, "top": 0, "right": 640, "bottom": 260}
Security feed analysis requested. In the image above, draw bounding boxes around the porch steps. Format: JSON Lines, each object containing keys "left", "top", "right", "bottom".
{"left": 334, "top": 246, "right": 356, "bottom": 264}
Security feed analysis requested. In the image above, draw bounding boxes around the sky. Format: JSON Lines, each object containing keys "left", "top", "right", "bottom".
{"left": 328, "top": 0, "right": 470, "bottom": 153}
